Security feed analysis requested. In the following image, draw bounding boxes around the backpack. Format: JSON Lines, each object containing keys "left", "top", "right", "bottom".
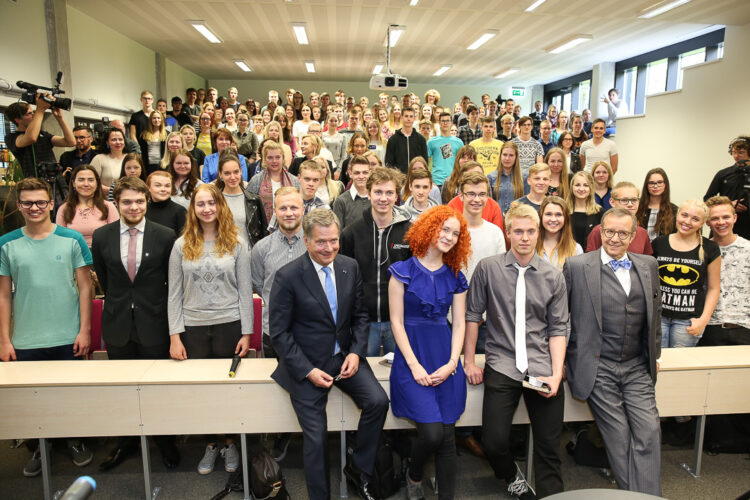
{"left": 704, "top": 414, "right": 750, "bottom": 454}
{"left": 210, "top": 448, "right": 289, "bottom": 500}
{"left": 347, "top": 432, "right": 403, "bottom": 498}
{"left": 566, "top": 423, "right": 610, "bottom": 468}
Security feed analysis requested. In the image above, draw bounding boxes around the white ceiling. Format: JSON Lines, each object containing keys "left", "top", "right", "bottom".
{"left": 67, "top": 0, "right": 750, "bottom": 87}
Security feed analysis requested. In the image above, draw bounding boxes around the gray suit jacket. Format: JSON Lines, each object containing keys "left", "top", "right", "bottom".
{"left": 562, "top": 249, "right": 662, "bottom": 400}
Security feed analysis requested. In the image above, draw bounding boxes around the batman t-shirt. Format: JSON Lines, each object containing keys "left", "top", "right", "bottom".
{"left": 652, "top": 235, "right": 721, "bottom": 319}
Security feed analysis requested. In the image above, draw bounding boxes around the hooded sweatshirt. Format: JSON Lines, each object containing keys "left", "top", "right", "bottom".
{"left": 384, "top": 128, "right": 428, "bottom": 173}
{"left": 340, "top": 205, "right": 412, "bottom": 322}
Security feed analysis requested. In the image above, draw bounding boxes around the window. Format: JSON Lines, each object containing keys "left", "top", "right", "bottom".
{"left": 646, "top": 58, "right": 668, "bottom": 96}
{"left": 677, "top": 47, "right": 705, "bottom": 89}
{"left": 578, "top": 80, "right": 591, "bottom": 113}
{"left": 552, "top": 95, "right": 562, "bottom": 111}
{"left": 561, "top": 93, "right": 572, "bottom": 113}
{"left": 621, "top": 67, "right": 638, "bottom": 115}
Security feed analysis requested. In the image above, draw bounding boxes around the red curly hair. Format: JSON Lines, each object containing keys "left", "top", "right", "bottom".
{"left": 405, "top": 205, "right": 471, "bottom": 276}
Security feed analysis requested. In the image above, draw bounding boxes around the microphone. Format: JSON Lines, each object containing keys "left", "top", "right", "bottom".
{"left": 60, "top": 476, "right": 96, "bottom": 500}
{"left": 229, "top": 355, "right": 241, "bottom": 378}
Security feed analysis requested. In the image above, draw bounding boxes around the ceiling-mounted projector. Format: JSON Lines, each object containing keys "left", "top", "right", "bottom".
{"left": 369, "top": 74, "right": 408, "bottom": 90}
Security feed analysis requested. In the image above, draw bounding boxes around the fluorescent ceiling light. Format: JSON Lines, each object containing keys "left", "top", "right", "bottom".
{"left": 638, "top": 0, "right": 691, "bottom": 19}
{"left": 495, "top": 67, "right": 520, "bottom": 78}
{"left": 525, "top": 0, "right": 546, "bottom": 12}
{"left": 292, "top": 23, "right": 309, "bottom": 45}
{"left": 233, "top": 59, "right": 252, "bottom": 72}
{"left": 546, "top": 34, "right": 593, "bottom": 54}
{"left": 372, "top": 63, "right": 384, "bottom": 74}
{"left": 384, "top": 26, "right": 405, "bottom": 47}
{"left": 305, "top": 61, "right": 316, "bottom": 73}
{"left": 433, "top": 65, "right": 452, "bottom": 76}
{"left": 189, "top": 21, "right": 222, "bottom": 44}
{"left": 410, "top": 0, "right": 419, "bottom": 5}
{"left": 467, "top": 30, "right": 498, "bottom": 50}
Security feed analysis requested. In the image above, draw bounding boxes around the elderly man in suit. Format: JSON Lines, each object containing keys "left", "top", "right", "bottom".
{"left": 269, "top": 208, "right": 389, "bottom": 500}
{"left": 91, "top": 176, "right": 178, "bottom": 471}
{"left": 563, "top": 207, "right": 662, "bottom": 496}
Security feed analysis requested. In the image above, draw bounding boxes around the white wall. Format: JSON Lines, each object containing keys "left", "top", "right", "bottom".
{"left": 0, "top": 0, "right": 205, "bottom": 123}
{"left": 614, "top": 23, "right": 750, "bottom": 208}
{"left": 209, "top": 78, "right": 532, "bottom": 113}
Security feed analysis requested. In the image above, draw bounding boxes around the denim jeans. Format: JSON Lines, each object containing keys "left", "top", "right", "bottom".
{"left": 661, "top": 317, "right": 702, "bottom": 348}
{"left": 367, "top": 321, "right": 395, "bottom": 357}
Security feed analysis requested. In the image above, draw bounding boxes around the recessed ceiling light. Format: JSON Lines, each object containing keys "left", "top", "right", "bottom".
{"left": 467, "top": 30, "right": 498, "bottom": 50}
{"left": 305, "top": 60, "right": 316, "bottom": 73}
{"left": 525, "top": 0, "right": 546, "bottom": 12}
{"left": 546, "top": 34, "right": 593, "bottom": 54}
{"left": 384, "top": 26, "right": 405, "bottom": 47}
{"left": 433, "top": 65, "right": 452, "bottom": 76}
{"left": 188, "top": 21, "right": 222, "bottom": 44}
{"left": 638, "top": 0, "right": 691, "bottom": 19}
{"left": 372, "top": 63, "right": 385, "bottom": 74}
{"left": 292, "top": 23, "right": 309, "bottom": 45}
{"left": 233, "top": 59, "right": 252, "bottom": 72}
{"left": 410, "top": 0, "right": 419, "bottom": 5}
{"left": 495, "top": 67, "right": 520, "bottom": 78}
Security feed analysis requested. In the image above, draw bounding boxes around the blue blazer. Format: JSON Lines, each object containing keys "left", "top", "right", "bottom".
{"left": 202, "top": 152, "right": 248, "bottom": 183}
{"left": 269, "top": 252, "right": 369, "bottom": 398}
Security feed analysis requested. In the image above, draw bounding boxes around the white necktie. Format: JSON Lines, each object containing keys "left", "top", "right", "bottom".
{"left": 514, "top": 263, "right": 528, "bottom": 374}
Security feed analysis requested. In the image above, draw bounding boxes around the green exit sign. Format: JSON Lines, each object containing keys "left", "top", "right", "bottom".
{"left": 511, "top": 87, "right": 525, "bottom": 97}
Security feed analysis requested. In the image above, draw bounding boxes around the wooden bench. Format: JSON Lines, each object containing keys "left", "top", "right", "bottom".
{"left": 1, "top": 346, "right": 748, "bottom": 499}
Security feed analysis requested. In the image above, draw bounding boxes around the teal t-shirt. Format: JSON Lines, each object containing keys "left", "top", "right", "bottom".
{"left": 0, "top": 225, "right": 92, "bottom": 349}
{"left": 427, "top": 135, "right": 464, "bottom": 185}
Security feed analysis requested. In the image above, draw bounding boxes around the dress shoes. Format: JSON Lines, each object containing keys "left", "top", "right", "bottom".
{"left": 159, "top": 441, "right": 180, "bottom": 469}
{"left": 343, "top": 462, "right": 378, "bottom": 500}
{"left": 456, "top": 435, "right": 486, "bottom": 458}
{"left": 99, "top": 445, "right": 136, "bottom": 472}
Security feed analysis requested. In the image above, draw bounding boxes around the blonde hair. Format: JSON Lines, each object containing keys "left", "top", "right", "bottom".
{"left": 142, "top": 110, "right": 167, "bottom": 142}
{"left": 505, "top": 203, "right": 540, "bottom": 230}
{"left": 182, "top": 184, "right": 239, "bottom": 261}
{"left": 566, "top": 171, "right": 601, "bottom": 215}
{"left": 544, "top": 147, "right": 569, "bottom": 200}
{"left": 592, "top": 161, "right": 614, "bottom": 189}
{"left": 677, "top": 199, "right": 709, "bottom": 262}
{"left": 313, "top": 156, "right": 342, "bottom": 201}
{"left": 160, "top": 131, "right": 188, "bottom": 170}
{"left": 536, "top": 196, "right": 577, "bottom": 269}
{"left": 528, "top": 162, "right": 551, "bottom": 177}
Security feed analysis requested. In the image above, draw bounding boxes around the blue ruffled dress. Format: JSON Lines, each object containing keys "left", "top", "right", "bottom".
{"left": 388, "top": 257, "right": 469, "bottom": 424}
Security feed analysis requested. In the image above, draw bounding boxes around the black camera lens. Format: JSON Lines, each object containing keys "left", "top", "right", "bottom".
{"left": 384, "top": 76, "right": 395, "bottom": 86}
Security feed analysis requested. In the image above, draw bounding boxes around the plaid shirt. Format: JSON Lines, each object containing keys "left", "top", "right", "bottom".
{"left": 457, "top": 123, "right": 482, "bottom": 145}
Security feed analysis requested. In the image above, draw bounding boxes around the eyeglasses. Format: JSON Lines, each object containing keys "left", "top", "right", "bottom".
{"left": 613, "top": 197, "right": 638, "bottom": 205}
{"left": 462, "top": 191, "right": 488, "bottom": 200}
{"left": 19, "top": 200, "right": 50, "bottom": 209}
{"left": 602, "top": 228, "right": 633, "bottom": 241}
{"left": 647, "top": 181, "right": 665, "bottom": 187}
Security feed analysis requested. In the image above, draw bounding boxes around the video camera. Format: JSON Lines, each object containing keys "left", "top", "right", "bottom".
{"left": 17, "top": 71, "right": 72, "bottom": 111}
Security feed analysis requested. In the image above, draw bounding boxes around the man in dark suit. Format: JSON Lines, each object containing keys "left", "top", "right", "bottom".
{"left": 91, "top": 176, "right": 179, "bottom": 471}
{"left": 563, "top": 207, "right": 662, "bottom": 496}
{"left": 269, "top": 208, "right": 389, "bottom": 500}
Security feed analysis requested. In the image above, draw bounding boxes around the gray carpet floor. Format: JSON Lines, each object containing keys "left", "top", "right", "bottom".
{"left": 1, "top": 429, "right": 748, "bottom": 499}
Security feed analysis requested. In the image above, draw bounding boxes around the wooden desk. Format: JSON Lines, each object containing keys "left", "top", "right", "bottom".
{"left": 2, "top": 347, "right": 749, "bottom": 499}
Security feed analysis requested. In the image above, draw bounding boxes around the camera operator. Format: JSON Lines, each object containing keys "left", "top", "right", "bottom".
{"left": 704, "top": 136, "right": 750, "bottom": 239}
{"left": 60, "top": 126, "right": 99, "bottom": 180}
{"left": 4, "top": 93, "right": 74, "bottom": 179}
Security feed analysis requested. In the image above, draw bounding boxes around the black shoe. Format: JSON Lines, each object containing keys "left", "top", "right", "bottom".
{"left": 159, "top": 441, "right": 180, "bottom": 469}
{"left": 344, "top": 463, "right": 377, "bottom": 500}
{"left": 99, "top": 446, "right": 136, "bottom": 472}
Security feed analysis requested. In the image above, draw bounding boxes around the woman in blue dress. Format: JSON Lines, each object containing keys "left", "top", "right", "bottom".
{"left": 388, "top": 205, "right": 471, "bottom": 500}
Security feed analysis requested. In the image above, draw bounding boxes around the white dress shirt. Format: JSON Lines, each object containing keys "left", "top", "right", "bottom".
{"left": 120, "top": 218, "right": 147, "bottom": 275}
{"left": 600, "top": 248, "right": 631, "bottom": 296}
{"left": 310, "top": 256, "right": 337, "bottom": 296}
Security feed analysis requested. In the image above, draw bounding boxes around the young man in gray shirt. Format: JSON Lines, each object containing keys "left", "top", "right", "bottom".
{"left": 465, "top": 203, "right": 568, "bottom": 500}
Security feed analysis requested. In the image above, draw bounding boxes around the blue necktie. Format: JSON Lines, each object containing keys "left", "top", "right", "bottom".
{"left": 609, "top": 258, "right": 632, "bottom": 272}
{"left": 322, "top": 266, "right": 340, "bottom": 355}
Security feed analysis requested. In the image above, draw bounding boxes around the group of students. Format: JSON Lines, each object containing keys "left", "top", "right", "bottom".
{"left": 1, "top": 84, "right": 749, "bottom": 500}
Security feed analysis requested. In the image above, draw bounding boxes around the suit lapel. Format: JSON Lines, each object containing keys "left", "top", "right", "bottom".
{"left": 631, "top": 253, "right": 653, "bottom": 327}
{"left": 333, "top": 257, "right": 348, "bottom": 327}
{"left": 584, "top": 250, "right": 603, "bottom": 331}
{"left": 302, "top": 255, "right": 336, "bottom": 325}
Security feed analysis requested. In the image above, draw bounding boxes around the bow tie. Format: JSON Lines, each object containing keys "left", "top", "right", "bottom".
{"left": 609, "top": 258, "right": 632, "bottom": 271}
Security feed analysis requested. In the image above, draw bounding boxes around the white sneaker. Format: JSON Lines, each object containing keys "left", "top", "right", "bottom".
{"left": 197, "top": 445, "right": 219, "bottom": 475}
{"left": 221, "top": 443, "right": 240, "bottom": 473}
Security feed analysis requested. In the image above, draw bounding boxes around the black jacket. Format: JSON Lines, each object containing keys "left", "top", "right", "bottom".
{"left": 242, "top": 189, "right": 269, "bottom": 246}
{"left": 340, "top": 206, "right": 412, "bottom": 322}
{"left": 384, "top": 128, "right": 428, "bottom": 173}
{"left": 91, "top": 219, "right": 176, "bottom": 348}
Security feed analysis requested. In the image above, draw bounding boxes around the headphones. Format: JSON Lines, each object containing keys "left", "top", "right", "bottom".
{"left": 728, "top": 136, "right": 750, "bottom": 154}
